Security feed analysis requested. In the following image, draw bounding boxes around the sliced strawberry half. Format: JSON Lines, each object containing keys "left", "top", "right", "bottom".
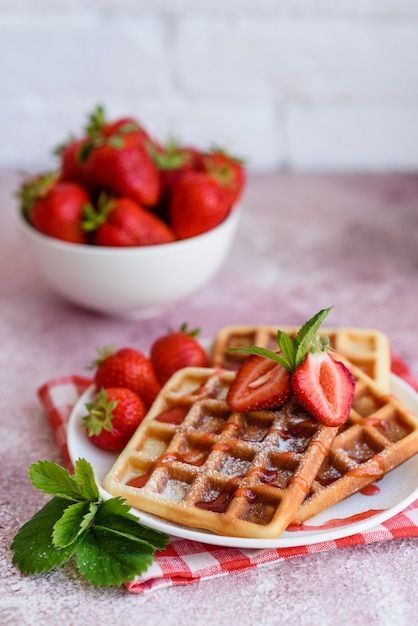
{"left": 226, "top": 354, "right": 291, "bottom": 412}
{"left": 291, "top": 351, "right": 355, "bottom": 426}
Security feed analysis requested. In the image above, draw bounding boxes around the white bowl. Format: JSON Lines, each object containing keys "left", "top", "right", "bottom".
{"left": 16, "top": 206, "right": 240, "bottom": 319}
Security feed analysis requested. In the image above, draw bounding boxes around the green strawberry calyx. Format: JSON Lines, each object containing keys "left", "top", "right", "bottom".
{"left": 77, "top": 105, "right": 133, "bottom": 161}
{"left": 86, "top": 345, "right": 116, "bottom": 370}
{"left": 148, "top": 138, "right": 191, "bottom": 171}
{"left": 166, "top": 322, "right": 201, "bottom": 339}
{"left": 81, "top": 193, "right": 119, "bottom": 233}
{"left": 82, "top": 388, "right": 118, "bottom": 437}
{"left": 206, "top": 145, "right": 246, "bottom": 167}
{"left": 85, "top": 104, "right": 108, "bottom": 138}
{"left": 17, "top": 171, "right": 59, "bottom": 220}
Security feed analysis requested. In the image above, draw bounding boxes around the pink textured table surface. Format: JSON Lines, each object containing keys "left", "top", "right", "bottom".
{"left": 1, "top": 169, "right": 418, "bottom": 625}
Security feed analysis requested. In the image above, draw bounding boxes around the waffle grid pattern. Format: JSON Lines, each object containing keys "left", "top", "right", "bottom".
{"left": 103, "top": 368, "right": 338, "bottom": 539}
{"left": 295, "top": 365, "right": 418, "bottom": 522}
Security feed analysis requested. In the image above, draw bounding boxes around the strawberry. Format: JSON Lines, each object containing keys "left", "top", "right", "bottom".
{"left": 150, "top": 139, "right": 202, "bottom": 191}
{"left": 169, "top": 170, "right": 233, "bottom": 239}
{"left": 55, "top": 106, "right": 153, "bottom": 189}
{"left": 82, "top": 387, "right": 146, "bottom": 451}
{"left": 90, "top": 346, "right": 161, "bottom": 408}
{"left": 85, "top": 132, "right": 161, "bottom": 207}
{"left": 199, "top": 148, "right": 246, "bottom": 205}
{"left": 291, "top": 351, "right": 355, "bottom": 426}
{"left": 84, "top": 195, "right": 175, "bottom": 247}
{"left": 226, "top": 307, "right": 355, "bottom": 426}
{"left": 149, "top": 139, "right": 202, "bottom": 222}
{"left": 56, "top": 137, "right": 91, "bottom": 188}
{"left": 150, "top": 323, "right": 209, "bottom": 385}
{"left": 226, "top": 354, "right": 291, "bottom": 412}
{"left": 17, "top": 172, "right": 92, "bottom": 244}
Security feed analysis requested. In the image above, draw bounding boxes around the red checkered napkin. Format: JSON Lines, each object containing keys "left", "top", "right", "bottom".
{"left": 38, "top": 355, "right": 418, "bottom": 594}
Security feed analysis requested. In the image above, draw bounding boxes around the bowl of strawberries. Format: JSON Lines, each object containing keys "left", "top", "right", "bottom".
{"left": 16, "top": 105, "right": 244, "bottom": 319}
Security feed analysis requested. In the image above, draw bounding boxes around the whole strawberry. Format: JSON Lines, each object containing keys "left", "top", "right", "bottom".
{"left": 18, "top": 172, "right": 92, "bottom": 244}
{"left": 150, "top": 323, "right": 209, "bottom": 385}
{"left": 199, "top": 148, "right": 246, "bottom": 205}
{"left": 85, "top": 195, "right": 175, "bottom": 247}
{"left": 82, "top": 387, "right": 146, "bottom": 451}
{"left": 90, "top": 347, "right": 161, "bottom": 408}
{"left": 85, "top": 132, "right": 161, "bottom": 207}
{"left": 149, "top": 139, "right": 202, "bottom": 221}
{"left": 56, "top": 137, "right": 91, "bottom": 188}
{"left": 169, "top": 170, "right": 233, "bottom": 239}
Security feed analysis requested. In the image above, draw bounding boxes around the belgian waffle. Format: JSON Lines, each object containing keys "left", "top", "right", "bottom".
{"left": 210, "top": 325, "right": 391, "bottom": 392}
{"left": 102, "top": 367, "right": 339, "bottom": 539}
{"left": 293, "top": 362, "right": 418, "bottom": 524}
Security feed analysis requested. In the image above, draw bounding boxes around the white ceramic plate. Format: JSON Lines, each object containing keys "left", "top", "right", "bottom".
{"left": 67, "top": 374, "right": 418, "bottom": 549}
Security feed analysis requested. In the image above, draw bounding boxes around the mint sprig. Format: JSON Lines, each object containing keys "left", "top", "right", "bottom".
{"left": 11, "top": 459, "right": 169, "bottom": 587}
{"left": 228, "top": 307, "right": 332, "bottom": 371}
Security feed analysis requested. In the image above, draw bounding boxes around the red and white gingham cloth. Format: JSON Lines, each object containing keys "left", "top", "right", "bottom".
{"left": 37, "top": 354, "right": 418, "bottom": 594}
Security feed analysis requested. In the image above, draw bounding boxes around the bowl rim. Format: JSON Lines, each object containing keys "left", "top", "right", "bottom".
{"left": 16, "top": 203, "right": 241, "bottom": 256}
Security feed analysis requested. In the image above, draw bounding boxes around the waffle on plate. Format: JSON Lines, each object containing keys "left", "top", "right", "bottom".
{"left": 102, "top": 367, "right": 339, "bottom": 539}
{"left": 102, "top": 326, "right": 418, "bottom": 539}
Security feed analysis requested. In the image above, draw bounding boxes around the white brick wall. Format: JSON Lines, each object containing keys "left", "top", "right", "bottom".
{"left": 2, "top": 0, "right": 418, "bottom": 172}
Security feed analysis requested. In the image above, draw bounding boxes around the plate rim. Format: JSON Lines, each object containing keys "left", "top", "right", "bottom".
{"left": 67, "top": 373, "right": 418, "bottom": 550}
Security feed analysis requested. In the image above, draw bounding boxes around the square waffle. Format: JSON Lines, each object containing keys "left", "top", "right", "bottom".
{"left": 102, "top": 367, "right": 339, "bottom": 539}
{"left": 293, "top": 362, "right": 418, "bottom": 524}
{"left": 210, "top": 325, "right": 391, "bottom": 392}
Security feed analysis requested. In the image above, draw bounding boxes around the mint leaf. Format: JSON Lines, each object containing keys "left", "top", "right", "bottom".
{"left": 95, "top": 498, "right": 169, "bottom": 550}
{"left": 276, "top": 330, "right": 296, "bottom": 371}
{"left": 52, "top": 501, "right": 97, "bottom": 548}
{"left": 11, "top": 497, "right": 77, "bottom": 573}
{"left": 76, "top": 526, "right": 155, "bottom": 586}
{"left": 228, "top": 345, "right": 290, "bottom": 369}
{"left": 29, "top": 461, "right": 88, "bottom": 502}
{"left": 73, "top": 458, "right": 100, "bottom": 502}
{"left": 294, "top": 307, "right": 332, "bottom": 367}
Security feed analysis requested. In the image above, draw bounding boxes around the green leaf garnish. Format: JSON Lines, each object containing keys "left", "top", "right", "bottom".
{"left": 76, "top": 527, "right": 155, "bottom": 587}
{"left": 293, "top": 307, "right": 331, "bottom": 367}
{"left": 29, "top": 460, "right": 89, "bottom": 501}
{"left": 52, "top": 500, "right": 96, "bottom": 548}
{"left": 11, "top": 459, "right": 169, "bottom": 587}
{"left": 228, "top": 307, "right": 333, "bottom": 371}
{"left": 11, "top": 497, "right": 77, "bottom": 573}
{"left": 73, "top": 457, "right": 100, "bottom": 501}
{"left": 94, "top": 498, "right": 169, "bottom": 551}
{"left": 277, "top": 330, "right": 297, "bottom": 370}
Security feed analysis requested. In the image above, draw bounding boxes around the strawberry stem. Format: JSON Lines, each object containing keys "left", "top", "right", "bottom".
{"left": 85, "top": 104, "right": 107, "bottom": 138}
{"left": 86, "top": 345, "right": 116, "bottom": 370}
{"left": 16, "top": 171, "right": 59, "bottom": 220}
{"left": 148, "top": 137, "right": 190, "bottom": 170}
{"left": 81, "top": 193, "right": 116, "bottom": 233}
